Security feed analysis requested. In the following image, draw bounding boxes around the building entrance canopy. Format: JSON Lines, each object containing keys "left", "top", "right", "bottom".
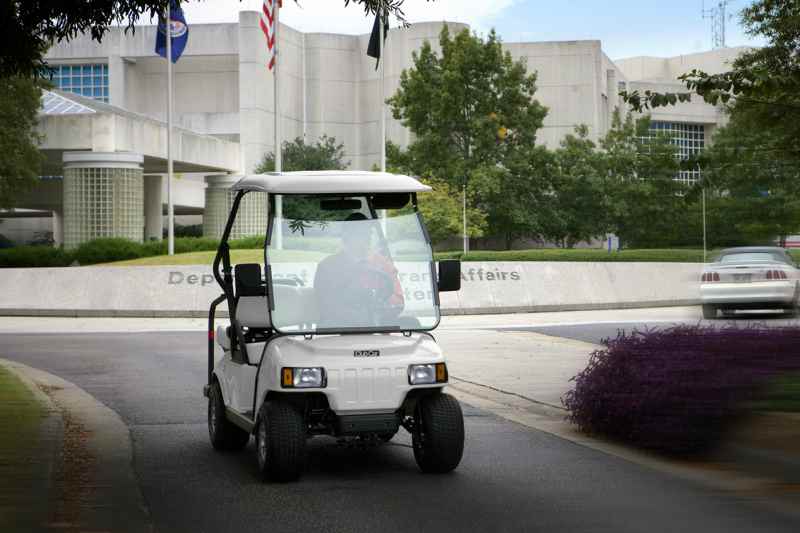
{"left": 37, "top": 90, "right": 241, "bottom": 176}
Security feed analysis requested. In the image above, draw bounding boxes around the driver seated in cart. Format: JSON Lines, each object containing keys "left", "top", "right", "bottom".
{"left": 314, "top": 212, "right": 404, "bottom": 328}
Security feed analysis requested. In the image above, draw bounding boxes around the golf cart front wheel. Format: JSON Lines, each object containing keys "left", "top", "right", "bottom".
{"left": 208, "top": 380, "right": 250, "bottom": 451}
{"left": 412, "top": 392, "right": 464, "bottom": 474}
{"left": 256, "top": 401, "right": 306, "bottom": 482}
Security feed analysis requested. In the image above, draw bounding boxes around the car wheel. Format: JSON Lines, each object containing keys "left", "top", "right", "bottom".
{"left": 702, "top": 304, "right": 718, "bottom": 319}
{"left": 412, "top": 393, "right": 464, "bottom": 474}
{"left": 208, "top": 380, "right": 250, "bottom": 451}
{"left": 256, "top": 401, "right": 306, "bottom": 482}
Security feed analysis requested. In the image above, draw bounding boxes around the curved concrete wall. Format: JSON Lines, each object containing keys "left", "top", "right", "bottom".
{"left": 0, "top": 262, "right": 701, "bottom": 317}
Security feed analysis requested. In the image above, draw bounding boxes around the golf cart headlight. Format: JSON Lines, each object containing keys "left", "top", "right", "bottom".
{"left": 282, "top": 367, "right": 326, "bottom": 388}
{"left": 408, "top": 363, "right": 448, "bottom": 385}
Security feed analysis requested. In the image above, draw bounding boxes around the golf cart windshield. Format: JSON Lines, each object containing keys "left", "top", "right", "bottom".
{"left": 266, "top": 195, "right": 439, "bottom": 334}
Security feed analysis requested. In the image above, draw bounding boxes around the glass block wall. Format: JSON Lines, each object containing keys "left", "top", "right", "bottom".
{"left": 647, "top": 121, "right": 705, "bottom": 185}
{"left": 203, "top": 188, "right": 267, "bottom": 240}
{"left": 49, "top": 64, "right": 110, "bottom": 102}
{"left": 63, "top": 167, "right": 144, "bottom": 249}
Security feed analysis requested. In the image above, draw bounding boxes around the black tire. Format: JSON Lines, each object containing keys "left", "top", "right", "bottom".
{"left": 702, "top": 304, "right": 718, "bottom": 319}
{"left": 412, "top": 393, "right": 464, "bottom": 474}
{"left": 208, "top": 380, "right": 250, "bottom": 451}
{"left": 256, "top": 401, "right": 306, "bottom": 482}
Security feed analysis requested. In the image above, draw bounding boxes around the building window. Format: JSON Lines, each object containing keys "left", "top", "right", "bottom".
{"left": 646, "top": 121, "right": 705, "bottom": 185}
{"left": 49, "top": 64, "right": 110, "bottom": 103}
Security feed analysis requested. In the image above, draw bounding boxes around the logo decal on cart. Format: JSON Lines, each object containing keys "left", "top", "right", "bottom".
{"left": 354, "top": 350, "right": 380, "bottom": 358}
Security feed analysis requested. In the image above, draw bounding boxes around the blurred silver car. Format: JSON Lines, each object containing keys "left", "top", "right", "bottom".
{"left": 700, "top": 247, "right": 799, "bottom": 319}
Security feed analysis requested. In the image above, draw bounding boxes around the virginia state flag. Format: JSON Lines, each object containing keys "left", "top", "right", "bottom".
{"left": 156, "top": 1, "right": 189, "bottom": 63}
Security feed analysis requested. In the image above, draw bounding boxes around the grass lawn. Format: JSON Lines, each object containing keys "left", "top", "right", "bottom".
{"left": 107, "top": 249, "right": 330, "bottom": 266}
{"left": 0, "top": 363, "right": 48, "bottom": 530}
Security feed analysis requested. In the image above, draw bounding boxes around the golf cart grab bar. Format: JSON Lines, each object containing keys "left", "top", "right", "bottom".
{"left": 207, "top": 293, "right": 227, "bottom": 387}
{"left": 211, "top": 190, "right": 250, "bottom": 366}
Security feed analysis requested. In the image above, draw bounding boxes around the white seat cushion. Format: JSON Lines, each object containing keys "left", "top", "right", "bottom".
{"left": 215, "top": 325, "right": 230, "bottom": 350}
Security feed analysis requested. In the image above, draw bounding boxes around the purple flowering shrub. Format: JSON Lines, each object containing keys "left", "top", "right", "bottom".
{"left": 562, "top": 324, "right": 800, "bottom": 456}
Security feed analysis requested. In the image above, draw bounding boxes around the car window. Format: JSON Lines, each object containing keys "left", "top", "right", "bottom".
{"left": 718, "top": 252, "right": 787, "bottom": 264}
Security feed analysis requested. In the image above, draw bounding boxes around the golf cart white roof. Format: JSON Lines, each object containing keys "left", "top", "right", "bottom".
{"left": 230, "top": 171, "right": 431, "bottom": 194}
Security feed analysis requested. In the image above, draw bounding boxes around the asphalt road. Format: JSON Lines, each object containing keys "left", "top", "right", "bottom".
{"left": 2, "top": 329, "right": 799, "bottom": 533}
{"left": 521, "top": 312, "right": 798, "bottom": 345}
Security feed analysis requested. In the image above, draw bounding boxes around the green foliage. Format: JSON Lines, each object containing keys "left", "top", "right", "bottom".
{"left": 540, "top": 126, "right": 607, "bottom": 248}
{"left": 389, "top": 26, "right": 547, "bottom": 186}
{"left": 388, "top": 25, "right": 547, "bottom": 248}
{"left": 691, "top": 113, "right": 800, "bottom": 246}
{"left": 600, "top": 112, "right": 686, "bottom": 248}
{"left": 257, "top": 135, "right": 348, "bottom": 223}
{"left": 417, "top": 178, "right": 487, "bottom": 244}
{"left": 0, "top": 76, "right": 45, "bottom": 209}
{"left": 256, "top": 135, "right": 348, "bottom": 174}
{"left": 439, "top": 248, "right": 710, "bottom": 263}
{"left": 0, "top": 235, "right": 275, "bottom": 268}
{"left": 73, "top": 238, "right": 149, "bottom": 265}
{"left": 0, "top": 245, "right": 74, "bottom": 267}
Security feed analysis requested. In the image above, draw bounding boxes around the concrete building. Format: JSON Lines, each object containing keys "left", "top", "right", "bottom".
{"left": 1, "top": 13, "right": 746, "bottom": 246}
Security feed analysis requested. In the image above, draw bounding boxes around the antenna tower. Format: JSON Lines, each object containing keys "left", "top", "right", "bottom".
{"left": 702, "top": 1, "right": 730, "bottom": 49}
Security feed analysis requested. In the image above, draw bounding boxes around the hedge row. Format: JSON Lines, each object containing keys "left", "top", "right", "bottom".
{"left": 0, "top": 236, "right": 265, "bottom": 268}
{"left": 443, "top": 248, "right": 709, "bottom": 262}
{"left": 562, "top": 325, "right": 800, "bottom": 456}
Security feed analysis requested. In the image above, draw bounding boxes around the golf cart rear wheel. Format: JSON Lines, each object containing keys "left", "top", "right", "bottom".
{"left": 208, "top": 381, "right": 250, "bottom": 451}
{"left": 256, "top": 401, "right": 306, "bottom": 482}
{"left": 412, "top": 393, "right": 464, "bottom": 474}
{"left": 702, "top": 304, "right": 718, "bottom": 319}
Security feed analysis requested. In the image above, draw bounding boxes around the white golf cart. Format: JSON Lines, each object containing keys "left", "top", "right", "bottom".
{"left": 204, "top": 171, "right": 464, "bottom": 481}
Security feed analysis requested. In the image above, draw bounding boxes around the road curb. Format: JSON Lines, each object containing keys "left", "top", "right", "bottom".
{"left": 0, "top": 359, "right": 153, "bottom": 533}
{"left": 0, "top": 299, "right": 700, "bottom": 318}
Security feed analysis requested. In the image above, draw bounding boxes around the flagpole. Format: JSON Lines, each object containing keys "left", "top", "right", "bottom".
{"left": 379, "top": 7, "right": 386, "bottom": 173}
{"left": 378, "top": 7, "right": 388, "bottom": 234}
{"left": 166, "top": 4, "right": 175, "bottom": 256}
{"left": 274, "top": 0, "right": 283, "bottom": 250}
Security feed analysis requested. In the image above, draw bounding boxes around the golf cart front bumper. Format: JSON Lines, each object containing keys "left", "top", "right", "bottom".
{"left": 263, "top": 333, "right": 448, "bottom": 413}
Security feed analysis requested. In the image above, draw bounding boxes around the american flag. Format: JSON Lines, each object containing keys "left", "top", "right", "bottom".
{"left": 260, "top": 0, "right": 282, "bottom": 70}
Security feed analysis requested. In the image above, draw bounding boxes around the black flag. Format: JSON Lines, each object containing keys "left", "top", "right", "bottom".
{"left": 366, "top": 9, "right": 388, "bottom": 70}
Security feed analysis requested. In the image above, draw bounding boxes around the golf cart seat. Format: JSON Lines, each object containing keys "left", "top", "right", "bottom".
{"left": 235, "top": 263, "right": 270, "bottom": 329}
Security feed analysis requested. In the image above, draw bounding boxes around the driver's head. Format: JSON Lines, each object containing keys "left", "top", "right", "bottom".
{"left": 341, "top": 212, "right": 373, "bottom": 258}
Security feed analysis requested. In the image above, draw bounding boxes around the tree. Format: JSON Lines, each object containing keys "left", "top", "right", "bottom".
{"left": 619, "top": 2, "right": 800, "bottom": 247}
{"left": 415, "top": 178, "right": 487, "bottom": 245}
{"left": 0, "top": 76, "right": 45, "bottom": 209}
{"left": 255, "top": 135, "right": 348, "bottom": 173}
{"left": 255, "top": 135, "right": 348, "bottom": 223}
{"left": 470, "top": 146, "right": 552, "bottom": 249}
{"left": 2, "top": 0, "right": 434, "bottom": 78}
{"left": 541, "top": 126, "right": 608, "bottom": 248}
{"left": 388, "top": 25, "right": 548, "bottom": 248}
{"left": 693, "top": 112, "right": 800, "bottom": 246}
{"left": 600, "top": 112, "right": 686, "bottom": 248}
{"left": 385, "top": 142, "right": 486, "bottom": 245}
